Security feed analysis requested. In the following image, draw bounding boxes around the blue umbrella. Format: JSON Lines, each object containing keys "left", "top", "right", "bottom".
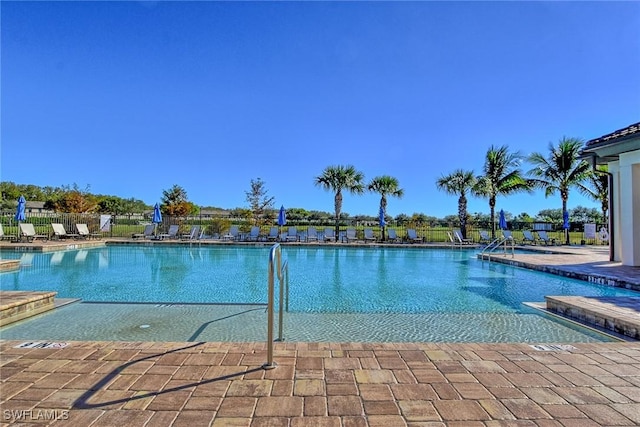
{"left": 379, "top": 206, "right": 386, "bottom": 228}
{"left": 563, "top": 210, "right": 569, "bottom": 230}
{"left": 15, "top": 196, "right": 26, "bottom": 222}
{"left": 277, "top": 205, "right": 286, "bottom": 226}
{"left": 498, "top": 209, "right": 507, "bottom": 230}
{"left": 152, "top": 203, "right": 162, "bottom": 224}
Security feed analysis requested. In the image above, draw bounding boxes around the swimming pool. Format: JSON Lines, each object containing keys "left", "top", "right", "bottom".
{"left": 1, "top": 245, "right": 637, "bottom": 342}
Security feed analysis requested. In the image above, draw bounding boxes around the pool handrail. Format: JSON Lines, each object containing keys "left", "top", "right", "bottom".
{"left": 264, "top": 243, "right": 288, "bottom": 369}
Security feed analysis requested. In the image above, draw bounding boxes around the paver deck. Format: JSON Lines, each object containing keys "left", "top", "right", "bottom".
{"left": 1, "top": 243, "right": 639, "bottom": 425}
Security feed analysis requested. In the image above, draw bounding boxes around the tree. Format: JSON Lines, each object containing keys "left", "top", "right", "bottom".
{"left": 161, "top": 184, "right": 196, "bottom": 217}
{"left": 435, "top": 169, "right": 476, "bottom": 239}
{"left": 245, "top": 178, "right": 275, "bottom": 226}
{"left": 579, "top": 165, "right": 609, "bottom": 224}
{"left": 527, "top": 137, "right": 592, "bottom": 244}
{"left": 45, "top": 184, "right": 97, "bottom": 213}
{"left": 474, "top": 145, "right": 532, "bottom": 238}
{"left": 314, "top": 165, "right": 365, "bottom": 238}
{"left": 368, "top": 175, "right": 404, "bottom": 240}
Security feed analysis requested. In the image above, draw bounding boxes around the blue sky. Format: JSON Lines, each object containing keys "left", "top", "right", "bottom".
{"left": 2, "top": 1, "right": 639, "bottom": 218}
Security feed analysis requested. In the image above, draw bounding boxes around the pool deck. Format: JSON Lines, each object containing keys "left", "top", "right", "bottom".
{"left": 1, "top": 243, "right": 640, "bottom": 425}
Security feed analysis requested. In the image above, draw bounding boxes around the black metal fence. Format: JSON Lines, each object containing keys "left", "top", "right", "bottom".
{"left": 0, "top": 210, "right": 608, "bottom": 245}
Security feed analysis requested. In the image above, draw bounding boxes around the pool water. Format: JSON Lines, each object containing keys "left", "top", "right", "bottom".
{"left": 1, "top": 245, "right": 637, "bottom": 342}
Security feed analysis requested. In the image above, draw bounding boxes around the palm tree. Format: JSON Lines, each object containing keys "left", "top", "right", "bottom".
{"left": 579, "top": 165, "right": 609, "bottom": 225}
{"left": 435, "top": 169, "right": 476, "bottom": 239}
{"left": 528, "top": 137, "right": 592, "bottom": 245}
{"left": 314, "top": 165, "right": 365, "bottom": 238}
{"left": 474, "top": 145, "right": 532, "bottom": 238}
{"left": 368, "top": 175, "right": 404, "bottom": 241}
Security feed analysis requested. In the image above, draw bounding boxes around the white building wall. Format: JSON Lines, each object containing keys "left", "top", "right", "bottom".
{"left": 617, "top": 150, "right": 640, "bottom": 266}
{"left": 609, "top": 161, "right": 622, "bottom": 263}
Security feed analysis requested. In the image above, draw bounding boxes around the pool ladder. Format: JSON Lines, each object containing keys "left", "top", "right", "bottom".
{"left": 480, "top": 236, "right": 514, "bottom": 260}
{"left": 264, "top": 243, "right": 289, "bottom": 369}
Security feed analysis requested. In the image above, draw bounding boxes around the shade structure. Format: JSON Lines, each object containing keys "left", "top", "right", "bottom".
{"left": 15, "top": 196, "right": 26, "bottom": 222}
{"left": 498, "top": 209, "right": 507, "bottom": 230}
{"left": 379, "top": 206, "right": 386, "bottom": 228}
{"left": 563, "top": 210, "right": 569, "bottom": 230}
{"left": 152, "top": 203, "right": 162, "bottom": 224}
{"left": 277, "top": 206, "right": 286, "bottom": 226}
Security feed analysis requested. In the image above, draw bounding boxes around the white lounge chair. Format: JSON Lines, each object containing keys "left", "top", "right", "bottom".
{"left": 522, "top": 230, "right": 536, "bottom": 245}
{"left": 158, "top": 224, "right": 180, "bottom": 240}
{"left": 0, "top": 223, "right": 16, "bottom": 242}
{"left": 323, "top": 227, "right": 336, "bottom": 242}
{"left": 266, "top": 226, "right": 279, "bottom": 241}
{"left": 478, "top": 230, "right": 491, "bottom": 244}
{"left": 19, "top": 223, "right": 48, "bottom": 242}
{"left": 502, "top": 230, "right": 515, "bottom": 242}
{"left": 51, "top": 223, "right": 78, "bottom": 240}
{"left": 245, "top": 226, "right": 261, "bottom": 241}
{"left": 343, "top": 227, "right": 357, "bottom": 243}
{"left": 76, "top": 223, "right": 101, "bottom": 240}
{"left": 363, "top": 228, "right": 376, "bottom": 243}
{"left": 447, "top": 231, "right": 462, "bottom": 247}
{"left": 222, "top": 225, "right": 240, "bottom": 241}
{"left": 387, "top": 228, "right": 401, "bottom": 243}
{"left": 306, "top": 227, "right": 318, "bottom": 242}
{"left": 182, "top": 225, "right": 201, "bottom": 241}
{"left": 285, "top": 226, "right": 299, "bottom": 242}
{"left": 453, "top": 229, "right": 473, "bottom": 245}
{"left": 132, "top": 224, "right": 155, "bottom": 239}
{"left": 407, "top": 229, "right": 423, "bottom": 243}
{"left": 536, "top": 230, "right": 555, "bottom": 245}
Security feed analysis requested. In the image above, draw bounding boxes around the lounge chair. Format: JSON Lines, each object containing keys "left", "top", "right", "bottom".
{"left": 387, "top": 228, "right": 401, "bottom": 243}
{"left": 222, "top": 225, "right": 240, "bottom": 241}
{"left": 0, "top": 223, "right": 16, "bottom": 242}
{"left": 158, "top": 224, "right": 180, "bottom": 240}
{"left": 245, "top": 226, "right": 261, "bottom": 241}
{"left": 19, "top": 223, "right": 48, "bottom": 242}
{"left": 266, "top": 227, "right": 279, "bottom": 241}
{"left": 407, "top": 228, "right": 423, "bottom": 243}
{"left": 343, "top": 227, "right": 357, "bottom": 243}
{"left": 132, "top": 224, "right": 156, "bottom": 239}
{"left": 363, "top": 228, "right": 376, "bottom": 243}
{"left": 51, "top": 223, "right": 79, "bottom": 240}
{"left": 447, "top": 231, "right": 462, "bottom": 247}
{"left": 182, "top": 225, "right": 201, "bottom": 241}
{"left": 536, "top": 230, "right": 555, "bottom": 245}
{"left": 306, "top": 227, "right": 319, "bottom": 242}
{"left": 323, "top": 227, "right": 336, "bottom": 242}
{"left": 522, "top": 230, "right": 536, "bottom": 245}
{"left": 76, "top": 223, "right": 101, "bottom": 240}
{"left": 502, "top": 230, "right": 515, "bottom": 242}
{"left": 453, "top": 229, "right": 473, "bottom": 245}
{"left": 285, "top": 226, "right": 299, "bottom": 242}
{"left": 478, "top": 230, "right": 491, "bottom": 244}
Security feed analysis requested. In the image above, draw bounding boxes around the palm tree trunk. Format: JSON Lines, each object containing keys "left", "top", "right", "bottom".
{"left": 562, "top": 198, "right": 569, "bottom": 245}
{"left": 489, "top": 198, "right": 496, "bottom": 239}
{"left": 334, "top": 191, "right": 342, "bottom": 240}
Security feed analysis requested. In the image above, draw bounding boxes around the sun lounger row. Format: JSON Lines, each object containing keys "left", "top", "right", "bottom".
{"left": 4, "top": 223, "right": 102, "bottom": 242}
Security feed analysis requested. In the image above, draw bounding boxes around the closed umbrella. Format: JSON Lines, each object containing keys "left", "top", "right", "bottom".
{"left": 152, "top": 203, "right": 162, "bottom": 236}
{"left": 563, "top": 210, "right": 570, "bottom": 245}
{"left": 379, "top": 206, "right": 386, "bottom": 241}
{"left": 277, "top": 205, "right": 286, "bottom": 240}
{"left": 498, "top": 209, "right": 507, "bottom": 230}
{"left": 15, "top": 195, "right": 26, "bottom": 240}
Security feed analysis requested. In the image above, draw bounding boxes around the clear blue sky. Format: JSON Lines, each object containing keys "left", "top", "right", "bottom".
{"left": 2, "top": 1, "right": 639, "bottom": 218}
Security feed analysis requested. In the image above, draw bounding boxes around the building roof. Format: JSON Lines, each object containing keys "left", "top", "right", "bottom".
{"left": 581, "top": 121, "right": 640, "bottom": 164}
{"left": 585, "top": 121, "right": 640, "bottom": 147}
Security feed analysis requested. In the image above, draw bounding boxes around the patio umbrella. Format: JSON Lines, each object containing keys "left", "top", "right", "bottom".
{"left": 277, "top": 205, "right": 286, "bottom": 238}
{"left": 379, "top": 206, "right": 386, "bottom": 241}
{"left": 498, "top": 209, "right": 507, "bottom": 230}
{"left": 152, "top": 203, "right": 162, "bottom": 236}
{"left": 563, "top": 210, "right": 570, "bottom": 245}
{"left": 15, "top": 195, "right": 26, "bottom": 240}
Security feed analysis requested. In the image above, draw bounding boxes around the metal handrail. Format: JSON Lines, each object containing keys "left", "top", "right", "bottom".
{"left": 264, "top": 243, "right": 288, "bottom": 369}
{"left": 481, "top": 236, "right": 514, "bottom": 259}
